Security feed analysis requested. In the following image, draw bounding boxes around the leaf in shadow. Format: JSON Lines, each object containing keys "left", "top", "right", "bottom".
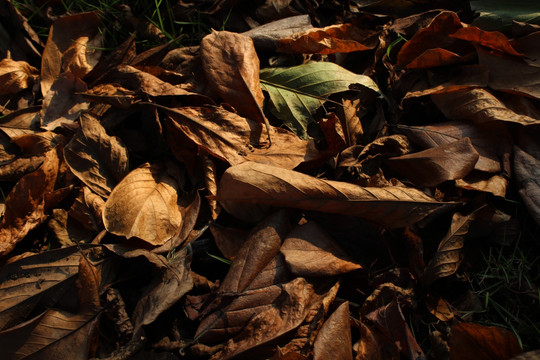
{"left": 64, "top": 113, "right": 129, "bottom": 198}
{"left": 313, "top": 302, "right": 353, "bottom": 360}
{"left": 514, "top": 144, "right": 540, "bottom": 226}
{"left": 217, "top": 161, "right": 456, "bottom": 227}
{"left": 102, "top": 163, "right": 182, "bottom": 246}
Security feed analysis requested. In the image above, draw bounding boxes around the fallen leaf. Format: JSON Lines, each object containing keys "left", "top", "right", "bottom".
{"left": 0, "top": 149, "right": 59, "bottom": 256}
{"left": 277, "top": 23, "right": 376, "bottom": 55}
{"left": 217, "top": 161, "right": 455, "bottom": 227}
{"left": 406, "top": 48, "right": 469, "bottom": 69}
{"left": 41, "top": 11, "right": 102, "bottom": 97}
{"left": 254, "top": 1, "right": 302, "bottom": 23}
{"left": 386, "top": 138, "right": 479, "bottom": 187}
{"left": 82, "top": 83, "right": 138, "bottom": 109}
{"left": 426, "top": 294, "right": 454, "bottom": 321}
{"left": 281, "top": 221, "right": 362, "bottom": 277}
{"left": 449, "top": 26, "right": 524, "bottom": 56}
{"left": 0, "top": 59, "right": 39, "bottom": 95}
{"left": 102, "top": 163, "right": 182, "bottom": 246}
{"left": 0, "top": 308, "right": 101, "bottom": 360}
{"left": 431, "top": 88, "right": 540, "bottom": 126}
{"left": 455, "top": 173, "right": 508, "bottom": 197}
{"left": 260, "top": 61, "right": 381, "bottom": 139}
{"left": 243, "top": 15, "right": 312, "bottom": 51}
{"left": 514, "top": 145, "right": 540, "bottom": 226}
{"left": 0, "top": 246, "right": 90, "bottom": 330}
{"left": 164, "top": 105, "right": 318, "bottom": 169}
{"left": 64, "top": 113, "right": 129, "bottom": 198}
{"left": 313, "top": 302, "right": 353, "bottom": 360}
{"left": 40, "top": 72, "right": 90, "bottom": 131}
{"left": 77, "top": 255, "right": 101, "bottom": 308}
{"left": 200, "top": 31, "right": 266, "bottom": 124}
{"left": 449, "top": 322, "right": 522, "bottom": 360}
{"left": 0, "top": 106, "right": 40, "bottom": 138}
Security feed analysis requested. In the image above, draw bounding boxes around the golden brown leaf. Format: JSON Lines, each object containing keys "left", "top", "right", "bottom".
{"left": 313, "top": 302, "right": 353, "bottom": 360}
{"left": 217, "top": 161, "right": 455, "bottom": 227}
{"left": 102, "top": 163, "right": 182, "bottom": 246}
{"left": 0, "top": 58, "right": 38, "bottom": 95}
{"left": 64, "top": 113, "right": 129, "bottom": 198}
{"left": 200, "top": 31, "right": 265, "bottom": 125}
{"left": 0, "top": 106, "right": 40, "bottom": 138}
{"left": 450, "top": 26, "right": 524, "bottom": 57}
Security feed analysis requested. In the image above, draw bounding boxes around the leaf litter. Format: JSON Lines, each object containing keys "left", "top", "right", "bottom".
{"left": 0, "top": 1, "right": 539, "bottom": 359}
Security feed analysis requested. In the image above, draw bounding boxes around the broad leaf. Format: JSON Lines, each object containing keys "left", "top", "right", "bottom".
{"left": 0, "top": 58, "right": 38, "bottom": 95}
{"left": 313, "top": 302, "right": 353, "bottom": 360}
{"left": 217, "top": 161, "right": 455, "bottom": 227}
{"left": 102, "top": 163, "right": 182, "bottom": 246}
{"left": 260, "top": 61, "right": 381, "bottom": 139}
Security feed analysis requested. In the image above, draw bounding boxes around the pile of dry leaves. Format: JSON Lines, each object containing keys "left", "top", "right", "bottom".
{"left": 0, "top": 0, "right": 539, "bottom": 359}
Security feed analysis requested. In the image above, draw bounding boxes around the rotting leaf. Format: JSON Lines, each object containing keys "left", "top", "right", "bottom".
{"left": 81, "top": 83, "right": 138, "bottom": 109}
{"left": 281, "top": 221, "right": 362, "bottom": 277}
{"left": 313, "top": 302, "right": 353, "bottom": 360}
{"left": 260, "top": 61, "right": 381, "bottom": 139}
{"left": 0, "top": 58, "right": 39, "bottom": 95}
{"left": 217, "top": 161, "right": 455, "bottom": 227}
{"left": 64, "top": 113, "right": 129, "bottom": 198}
{"left": 386, "top": 137, "right": 479, "bottom": 187}
{"left": 102, "top": 163, "right": 182, "bottom": 246}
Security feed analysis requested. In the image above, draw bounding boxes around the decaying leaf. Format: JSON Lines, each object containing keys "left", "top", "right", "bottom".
{"left": 0, "top": 58, "right": 39, "bottom": 95}
{"left": 0, "top": 106, "right": 40, "bottom": 138}
{"left": 514, "top": 145, "right": 540, "bottom": 226}
{"left": 217, "top": 161, "right": 455, "bottom": 227}
{"left": 64, "top": 113, "right": 129, "bottom": 198}
{"left": 102, "top": 163, "right": 182, "bottom": 246}
{"left": 281, "top": 221, "right": 362, "bottom": 277}
{"left": 313, "top": 302, "right": 353, "bottom": 360}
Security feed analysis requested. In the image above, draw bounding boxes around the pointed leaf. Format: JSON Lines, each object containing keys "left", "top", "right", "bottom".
{"left": 217, "top": 161, "right": 455, "bottom": 228}
{"left": 260, "top": 61, "right": 381, "bottom": 138}
{"left": 64, "top": 113, "right": 129, "bottom": 198}
{"left": 103, "top": 163, "right": 182, "bottom": 246}
{"left": 313, "top": 302, "right": 353, "bottom": 360}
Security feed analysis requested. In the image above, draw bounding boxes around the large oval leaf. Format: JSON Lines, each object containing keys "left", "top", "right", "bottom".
{"left": 260, "top": 61, "right": 381, "bottom": 139}
{"left": 103, "top": 163, "right": 182, "bottom": 245}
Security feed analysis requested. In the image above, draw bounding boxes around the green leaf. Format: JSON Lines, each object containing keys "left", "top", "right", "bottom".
{"left": 471, "top": 0, "right": 540, "bottom": 32}
{"left": 260, "top": 62, "right": 381, "bottom": 139}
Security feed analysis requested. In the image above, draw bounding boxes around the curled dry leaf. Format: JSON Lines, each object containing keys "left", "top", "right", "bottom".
{"left": 82, "top": 83, "right": 138, "bottom": 109}
{"left": 0, "top": 58, "right": 39, "bottom": 95}
{"left": 200, "top": 31, "right": 266, "bottom": 124}
{"left": 0, "top": 149, "right": 59, "bottom": 256}
{"left": 313, "top": 302, "right": 353, "bottom": 360}
{"left": 277, "top": 23, "right": 376, "bottom": 55}
{"left": 431, "top": 88, "right": 540, "bottom": 126}
{"left": 217, "top": 161, "right": 455, "bottom": 227}
{"left": 64, "top": 113, "right": 129, "bottom": 198}
{"left": 281, "top": 221, "right": 362, "bottom": 277}
{"left": 0, "top": 308, "right": 101, "bottom": 360}
{"left": 102, "top": 163, "right": 182, "bottom": 246}
{"left": 41, "top": 11, "right": 102, "bottom": 96}
{"left": 40, "top": 72, "right": 89, "bottom": 131}
{"left": 449, "top": 322, "right": 522, "bottom": 360}
{"left": 164, "top": 105, "right": 318, "bottom": 169}
{"left": 386, "top": 137, "right": 479, "bottom": 187}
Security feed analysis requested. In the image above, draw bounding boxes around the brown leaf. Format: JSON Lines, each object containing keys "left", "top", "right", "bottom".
{"left": 64, "top": 113, "right": 129, "bottom": 198}
{"left": 0, "top": 246, "right": 89, "bottom": 330}
{"left": 449, "top": 322, "right": 522, "bottom": 360}
{"left": 102, "top": 163, "right": 182, "bottom": 246}
{"left": 353, "top": 319, "right": 396, "bottom": 360}
{"left": 281, "top": 221, "right": 362, "bottom": 277}
{"left": 423, "top": 211, "right": 476, "bottom": 286}
{"left": 217, "top": 161, "right": 455, "bottom": 227}
{"left": 0, "top": 59, "right": 39, "bottom": 95}
{"left": 0, "top": 149, "right": 59, "bottom": 256}
{"left": 41, "top": 11, "right": 102, "bottom": 97}
{"left": 449, "top": 26, "right": 524, "bottom": 57}
{"left": 313, "top": 302, "right": 353, "bottom": 360}
{"left": 406, "top": 48, "right": 469, "bottom": 69}
{"left": 77, "top": 256, "right": 101, "bottom": 308}
{"left": 320, "top": 113, "right": 347, "bottom": 152}
{"left": 514, "top": 145, "right": 540, "bottom": 226}
{"left": 41, "top": 72, "right": 90, "bottom": 131}
{"left": 431, "top": 88, "right": 540, "bottom": 126}
{"left": 200, "top": 31, "right": 266, "bottom": 123}
{"left": 512, "top": 31, "right": 540, "bottom": 67}
{"left": 455, "top": 173, "right": 508, "bottom": 198}
{"left": 209, "top": 223, "right": 248, "bottom": 261}
{"left": 0, "top": 106, "right": 40, "bottom": 138}
{"left": 0, "top": 308, "right": 101, "bottom": 360}
{"left": 165, "top": 105, "right": 318, "bottom": 169}
{"left": 277, "top": 23, "right": 376, "bottom": 55}
{"left": 386, "top": 138, "right": 479, "bottom": 187}
{"left": 425, "top": 294, "right": 454, "bottom": 322}
{"left": 243, "top": 15, "right": 312, "bottom": 51}
{"left": 82, "top": 83, "right": 138, "bottom": 109}
{"left": 0, "top": 156, "right": 45, "bottom": 182}
{"left": 69, "top": 187, "right": 105, "bottom": 232}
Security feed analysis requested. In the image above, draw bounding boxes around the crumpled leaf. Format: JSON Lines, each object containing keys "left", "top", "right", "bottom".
{"left": 217, "top": 161, "right": 455, "bottom": 227}
{"left": 40, "top": 72, "right": 90, "bottom": 131}
{"left": 164, "top": 105, "right": 319, "bottom": 169}
{"left": 386, "top": 138, "right": 479, "bottom": 187}
{"left": 41, "top": 11, "right": 102, "bottom": 97}
{"left": 81, "top": 83, "right": 138, "bottom": 109}
{"left": 0, "top": 308, "right": 101, "bottom": 360}
{"left": 0, "top": 58, "right": 39, "bottom": 95}
{"left": 277, "top": 23, "right": 376, "bottom": 55}
{"left": 102, "top": 163, "right": 182, "bottom": 246}
{"left": 64, "top": 113, "right": 129, "bottom": 198}
{"left": 431, "top": 88, "right": 540, "bottom": 126}
{"left": 0, "top": 246, "right": 90, "bottom": 330}
{"left": 449, "top": 322, "right": 522, "bottom": 360}
{"left": 281, "top": 221, "right": 362, "bottom": 277}
{"left": 313, "top": 302, "right": 353, "bottom": 360}
{"left": 200, "top": 31, "right": 266, "bottom": 124}
{"left": 260, "top": 61, "right": 381, "bottom": 139}
{"left": 0, "top": 149, "right": 59, "bottom": 256}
